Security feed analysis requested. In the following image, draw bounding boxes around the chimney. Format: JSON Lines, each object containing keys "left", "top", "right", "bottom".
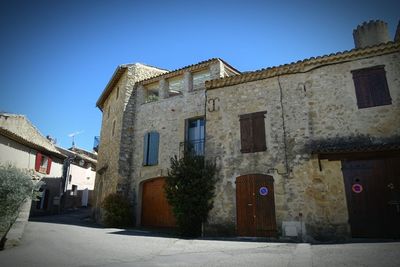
{"left": 353, "top": 20, "right": 390, "bottom": 49}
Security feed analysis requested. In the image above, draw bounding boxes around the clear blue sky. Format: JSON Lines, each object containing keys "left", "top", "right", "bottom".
{"left": 0, "top": 0, "right": 398, "bottom": 151}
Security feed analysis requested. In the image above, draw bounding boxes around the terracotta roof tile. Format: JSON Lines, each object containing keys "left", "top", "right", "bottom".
{"left": 206, "top": 41, "right": 400, "bottom": 90}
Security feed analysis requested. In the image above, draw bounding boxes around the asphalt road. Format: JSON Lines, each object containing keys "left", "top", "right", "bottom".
{"left": 0, "top": 210, "right": 399, "bottom": 267}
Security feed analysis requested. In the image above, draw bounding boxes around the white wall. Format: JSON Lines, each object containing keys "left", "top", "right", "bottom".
{"left": 0, "top": 135, "right": 63, "bottom": 177}
{"left": 66, "top": 164, "right": 96, "bottom": 190}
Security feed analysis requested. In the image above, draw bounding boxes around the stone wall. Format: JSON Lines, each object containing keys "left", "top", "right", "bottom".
{"left": 130, "top": 61, "right": 227, "bottom": 225}
{"left": 94, "top": 64, "right": 166, "bottom": 221}
{"left": 205, "top": 51, "right": 400, "bottom": 239}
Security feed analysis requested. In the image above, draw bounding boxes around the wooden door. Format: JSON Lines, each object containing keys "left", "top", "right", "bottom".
{"left": 236, "top": 174, "right": 277, "bottom": 237}
{"left": 141, "top": 177, "right": 176, "bottom": 228}
{"left": 342, "top": 158, "right": 400, "bottom": 238}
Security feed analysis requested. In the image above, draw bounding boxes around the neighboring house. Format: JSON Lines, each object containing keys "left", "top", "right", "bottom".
{"left": 56, "top": 146, "right": 97, "bottom": 208}
{"left": 94, "top": 20, "right": 400, "bottom": 240}
{"left": 0, "top": 113, "right": 66, "bottom": 216}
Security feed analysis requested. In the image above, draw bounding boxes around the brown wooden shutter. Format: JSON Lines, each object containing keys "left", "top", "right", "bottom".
{"left": 369, "top": 68, "right": 391, "bottom": 105}
{"left": 252, "top": 112, "right": 267, "bottom": 152}
{"left": 352, "top": 65, "right": 391, "bottom": 108}
{"left": 46, "top": 157, "right": 52, "bottom": 174}
{"left": 352, "top": 72, "right": 372, "bottom": 108}
{"left": 240, "top": 114, "right": 252, "bottom": 153}
{"left": 35, "top": 152, "right": 42, "bottom": 172}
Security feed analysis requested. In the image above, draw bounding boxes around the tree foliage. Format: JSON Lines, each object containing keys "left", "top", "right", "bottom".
{"left": 165, "top": 154, "right": 217, "bottom": 237}
{"left": 101, "top": 193, "right": 133, "bottom": 228}
{"left": 0, "top": 165, "right": 36, "bottom": 243}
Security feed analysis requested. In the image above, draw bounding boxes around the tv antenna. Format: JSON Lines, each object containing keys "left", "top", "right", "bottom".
{"left": 68, "top": 130, "right": 84, "bottom": 148}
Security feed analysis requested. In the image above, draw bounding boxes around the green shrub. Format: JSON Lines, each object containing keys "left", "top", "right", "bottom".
{"left": 0, "top": 165, "right": 36, "bottom": 242}
{"left": 165, "top": 154, "right": 217, "bottom": 238}
{"left": 101, "top": 193, "right": 133, "bottom": 228}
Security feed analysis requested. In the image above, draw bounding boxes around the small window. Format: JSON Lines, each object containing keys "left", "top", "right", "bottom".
{"left": 145, "top": 83, "right": 159, "bottom": 103}
{"left": 239, "top": 111, "right": 267, "bottom": 153}
{"left": 168, "top": 76, "right": 183, "bottom": 97}
{"left": 351, "top": 65, "right": 391, "bottom": 108}
{"left": 35, "top": 152, "right": 52, "bottom": 174}
{"left": 116, "top": 87, "right": 119, "bottom": 100}
{"left": 107, "top": 106, "right": 110, "bottom": 118}
{"left": 112, "top": 120, "right": 116, "bottom": 136}
{"left": 143, "top": 132, "right": 159, "bottom": 166}
{"left": 69, "top": 174, "right": 72, "bottom": 183}
{"left": 192, "top": 69, "right": 211, "bottom": 90}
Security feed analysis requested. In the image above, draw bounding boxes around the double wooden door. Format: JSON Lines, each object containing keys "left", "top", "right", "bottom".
{"left": 236, "top": 174, "right": 277, "bottom": 237}
{"left": 141, "top": 177, "right": 176, "bottom": 228}
{"left": 342, "top": 158, "right": 400, "bottom": 238}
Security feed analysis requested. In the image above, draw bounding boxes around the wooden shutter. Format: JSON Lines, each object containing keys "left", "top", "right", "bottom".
{"left": 46, "top": 157, "right": 52, "bottom": 174}
{"left": 35, "top": 152, "right": 42, "bottom": 172}
{"left": 252, "top": 112, "right": 267, "bottom": 152}
{"left": 148, "top": 132, "right": 159, "bottom": 165}
{"left": 240, "top": 114, "right": 252, "bottom": 153}
{"left": 352, "top": 65, "right": 391, "bottom": 108}
{"left": 143, "top": 133, "right": 149, "bottom": 165}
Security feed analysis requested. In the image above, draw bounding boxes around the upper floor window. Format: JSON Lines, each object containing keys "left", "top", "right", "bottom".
{"left": 192, "top": 69, "right": 211, "bottom": 90}
{"left": 168, "top": 76, "right": 183, "bottom": 97}
{"left": 351, "top": 65, "right": 392, "bottom": 109}
{"left": 185, "top": 117, "right": 205, "bottom": 156}
{"left": 116, "top": 87, "right": 119, "bottom": 100}
{"left": 112, "top": 120, "right": 116, "bottom": 137}
{"left": 145, "top": 82, "right": 159, "bottom": 103}
{"left": 35, "top": 152, "right": 52, "bottom": 174}
{"left": 143, "top": 132, "right": 159, "bottom": 166}
{"left": 239, "top": 111, "right": 267, "bottom": 153}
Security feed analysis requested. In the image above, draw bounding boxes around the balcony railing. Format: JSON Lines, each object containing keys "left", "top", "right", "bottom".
{"left": 179, "top": 139, "right": 205, "bottom": 158}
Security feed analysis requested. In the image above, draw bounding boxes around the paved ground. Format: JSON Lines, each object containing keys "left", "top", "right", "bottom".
{"left": 0, "top": 210, "right": 399, "bottom": 267}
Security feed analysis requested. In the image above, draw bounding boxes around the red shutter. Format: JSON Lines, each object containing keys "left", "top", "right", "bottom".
{"left": 46, "top": 157, "right": 52, "bottom": 174}
{"left": 35, "top": 152, "right": 42, "bottom": 172}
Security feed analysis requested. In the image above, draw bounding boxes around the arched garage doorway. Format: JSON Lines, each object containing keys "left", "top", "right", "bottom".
{"left": 141, "top": 177, "right": 176, "bottom": 228}
{"left": 236, "top": 174, "right": 277, "bottom": 237}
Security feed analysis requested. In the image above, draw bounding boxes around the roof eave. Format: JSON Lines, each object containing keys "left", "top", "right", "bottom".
{"left": 96, "top": 65, "right": 128, "bottom": 111}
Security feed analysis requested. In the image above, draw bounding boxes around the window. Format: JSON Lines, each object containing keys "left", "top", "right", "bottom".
{"left": 145, "top": 83, "right": 159, "bottom": 103}
{"left": 185, "top": 117, "right": 205, "bottom": 155}
{"left": 107, "top": 106, "right": 110, "bottom": 118}
{"left": 239, "top": 111, "right": 267, "bottom": 153}
{"left": 192, "top": 69, "right": 211, "bottom": 90}
{"left": 168, "top": 76, "right": 183, "bottom": 97}
{"left": 351, "top": 65, "right": 392, "bottom": 108}
{"left": 35, "top": 152, "right": 52, "bottom": 174}
{"left": 112, "top": 120, "right": 116, "bottom": 136}
{"left": 116, "top": 87, "right": 119, "bottom": 100}
{"left": 143, "top": 132, "right": 159, "bottom": 166}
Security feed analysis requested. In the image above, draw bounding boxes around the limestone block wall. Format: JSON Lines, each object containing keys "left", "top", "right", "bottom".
{"left": 94, "top": 64, "right": 166, "bottom": 220}
{"left": 205, "top": 51, "right": 400, "bottom": 239}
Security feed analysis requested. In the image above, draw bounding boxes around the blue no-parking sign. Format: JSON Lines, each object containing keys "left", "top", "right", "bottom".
{"left": 259, "top": 186, "right": 269, "bottom": 196}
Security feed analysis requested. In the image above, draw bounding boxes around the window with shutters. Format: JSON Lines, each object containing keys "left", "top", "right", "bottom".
{"left": 351, "top": 65, "right": 392, "bottom": 109}
{"left": 35, "top": 152, "right": 52, "bottom": 174}
{"left": 239, "top": 111, "right": 267, "bottom": 153}
{"left": 143, "top": 132, "right": 160, "bottom": 166}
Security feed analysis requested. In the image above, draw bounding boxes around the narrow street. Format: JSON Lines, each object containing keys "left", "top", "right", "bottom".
{"left": 0, "top": 210, "right": 399, "bottom": 267}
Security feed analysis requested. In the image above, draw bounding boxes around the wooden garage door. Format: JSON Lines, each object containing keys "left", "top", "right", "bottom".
{"left": 236, "top": 174, "right": 277, "bottom": 237}
{"left": 342, "top": 158, "right": 400, "bottom": 238}
{"left": 141, "top": 177, "right": 176, "bottom": 228}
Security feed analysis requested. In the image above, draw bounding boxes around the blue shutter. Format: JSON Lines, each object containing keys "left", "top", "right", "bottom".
{"left": 148, "top": 132, "right": 159, "bottom": 165}
{"left": 143, "top": 133, "right": 149, "bottom": 165}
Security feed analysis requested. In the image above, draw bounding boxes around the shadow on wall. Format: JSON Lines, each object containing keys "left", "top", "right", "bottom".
{"left": 30, "top": 177, "right": 62, "bottom": 217}
{"left": 64, "top": 189, "right": 95, "bottom": 209}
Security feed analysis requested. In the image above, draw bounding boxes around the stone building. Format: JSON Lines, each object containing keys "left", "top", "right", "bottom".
{"left": 94, "top": 20, "right": 400, "bottom": 240}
